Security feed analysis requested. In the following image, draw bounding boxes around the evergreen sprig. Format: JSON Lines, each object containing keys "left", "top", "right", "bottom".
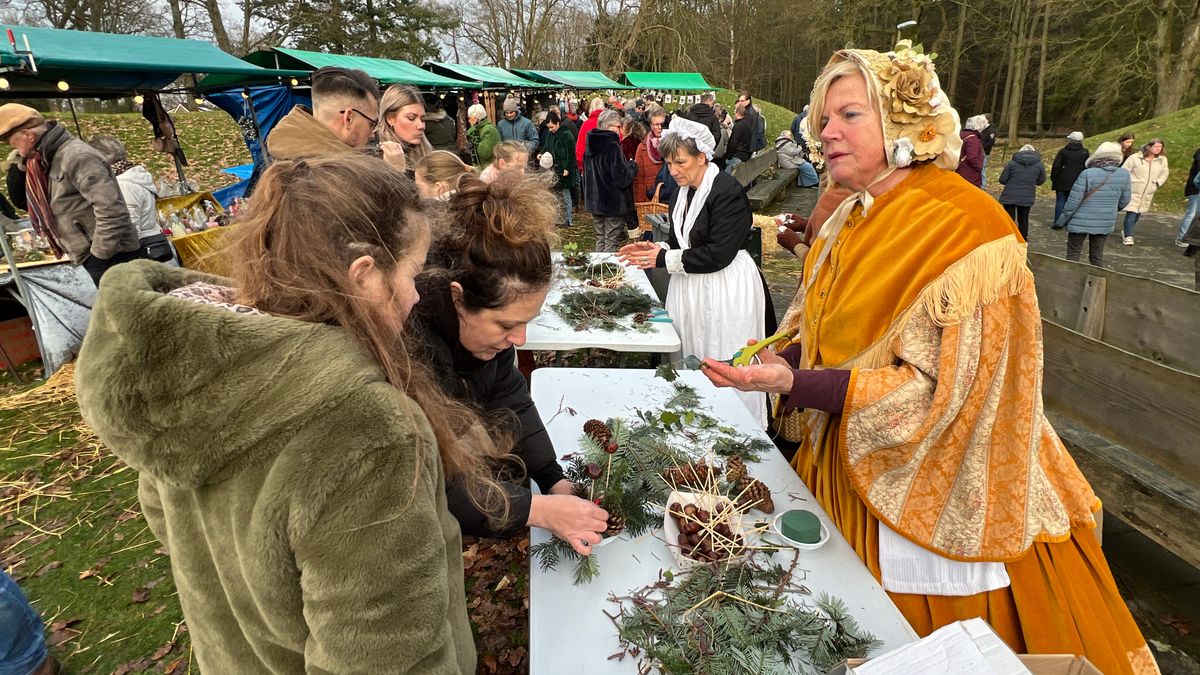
{"left": 553, "top": 284, "right": 656, "bottom": 332}
{"left": 615, "top": 561, "right": 881, "bottom": 674}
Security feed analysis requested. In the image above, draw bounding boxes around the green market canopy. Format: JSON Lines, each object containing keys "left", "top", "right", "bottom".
{"left": 424, "top": 62, "right": 552, "bottom": 89}
{"left": 620, "top": 72, "right": 714, "bottom": 91}
{"left": 202, "top": 48, "right": 479, "bottom": 90}
{"left": 511, "top": 69, "right": 632, "bottom": 90}
{"left": 0, "top": 25, "right": 304, "bottom": 95}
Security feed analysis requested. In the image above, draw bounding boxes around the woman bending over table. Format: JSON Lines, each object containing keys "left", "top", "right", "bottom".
{"left": 413, "top": 171, "right": 608, "bottom": 556}
{"left": 700, "top": 43, "right": 1157, "bottom": 675}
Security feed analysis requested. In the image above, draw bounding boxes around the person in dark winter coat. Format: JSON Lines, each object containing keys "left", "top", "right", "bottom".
{"left": 423, "top": 107, "right": 457, "bottom": 153}
{"left": 414, "top": 172, "right": 606, "bottom": 549}
{"left": 1176, "top": 147, "right": 1200, "bottom": 246}
{"left": 1051, "top": 131, "right": 1089, "bottom": 223}
{"left": 725, "top": 105, "right": 754, "bottom": 171}
{"left": 956, "top": 125, "right": 984, "bottom": 187}
{"left": 736, "top": 91, "right": 766, "bottom": 153}
{"left": 1053, "top": 141, "right": 1131, "bottom": 267}
{"left": 584, "top": 110, "right": 638, "bottom": 251}
{"left": 542, "top": 112, "right": 578, "bottom": 228}
{"left": 978, "top": 117, "right": 997, "bottom": 185}
{"left": 683, "top": 92, "right": 722, "bottom": 148}
{"left": 998, "top": 144, "right": 1047, "bottom": 240}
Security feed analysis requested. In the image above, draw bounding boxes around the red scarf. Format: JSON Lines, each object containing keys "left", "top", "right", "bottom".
{"left": 646, "top": 135, "right": 663, "bottom": 164}
{"left": 23, "top": 151, "right": 66, "bottom": 259}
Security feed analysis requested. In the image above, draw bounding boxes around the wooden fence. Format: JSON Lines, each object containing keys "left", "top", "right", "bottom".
{"left": 1030, "top": 253, "right": 1200, "bottom": 567}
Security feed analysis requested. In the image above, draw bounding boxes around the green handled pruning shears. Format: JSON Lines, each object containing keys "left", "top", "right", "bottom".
{"left": 727, "top": 330, "right": 794, "bottom": 367}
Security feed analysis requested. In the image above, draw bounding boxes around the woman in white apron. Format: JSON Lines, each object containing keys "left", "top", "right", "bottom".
{"left": 619, "top": 116, "right": 766, "bottom": 425}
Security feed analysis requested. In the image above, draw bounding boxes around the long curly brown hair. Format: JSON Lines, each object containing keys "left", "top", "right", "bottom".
{"left": 225, "top": 154, "right": 510, "bottom": 519}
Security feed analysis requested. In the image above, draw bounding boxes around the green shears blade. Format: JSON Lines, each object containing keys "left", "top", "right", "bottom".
{"left": 730, "top": 330, "right": 793, "bottom": 367}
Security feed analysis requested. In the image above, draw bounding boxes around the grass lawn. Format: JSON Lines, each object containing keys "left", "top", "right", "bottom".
{"left": 985, "top": 103, "right": 1200, "bottom": 215}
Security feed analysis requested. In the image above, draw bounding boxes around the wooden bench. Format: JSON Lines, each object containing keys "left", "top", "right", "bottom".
{"left": 1031, "top": 252, "right": 1200, "bottom": 568}
{"left": 729, "top": 149, "right": 797, "bottom": 210}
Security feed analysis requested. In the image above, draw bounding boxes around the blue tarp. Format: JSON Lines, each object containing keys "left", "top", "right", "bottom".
{"left": 222, "top": 164, "right": 254, "bottom": 179}
{"left": 212, "top": 179, "right": 249, "bottom": 207}
{"left": 205, "top": 85, "right": 310, "bottom": 169}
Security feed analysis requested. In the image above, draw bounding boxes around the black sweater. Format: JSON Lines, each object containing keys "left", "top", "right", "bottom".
{"left": 726, "top": 117, "right": 753, "bottom": 163}
{"left": 412, "top": 281, "right": 565, "bottom": 538}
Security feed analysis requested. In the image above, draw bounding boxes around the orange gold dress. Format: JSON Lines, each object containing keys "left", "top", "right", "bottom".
{"left": 777, "top": 164, "right": 1158, "bottom": 674}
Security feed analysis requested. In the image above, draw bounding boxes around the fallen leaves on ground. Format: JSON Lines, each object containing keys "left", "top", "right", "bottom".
{"left": 47, "top": 618, "right": 82, "bottom": 647}
{"left": 463, "top": 534, "right": 530, "bottom": 674}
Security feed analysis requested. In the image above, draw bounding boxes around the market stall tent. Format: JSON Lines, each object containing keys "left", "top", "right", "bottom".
{"left": 203, "top": 48, "right": 479, "bottom": 90}
{"left": 0, "top": 25, "right": 304, "bottom": 96}
{"left": 423, "top": 62, "right": 554, "bottom": 90}
{"left": 511, "top": 69, "right": 632, "bottom": 90}
{"left": 620, "top": 72, "right": 715, "bottom": 91}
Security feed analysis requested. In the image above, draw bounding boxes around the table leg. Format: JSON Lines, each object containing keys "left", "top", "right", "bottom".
{"left": 616, "top": 353, "right": 628, "bottom": 368}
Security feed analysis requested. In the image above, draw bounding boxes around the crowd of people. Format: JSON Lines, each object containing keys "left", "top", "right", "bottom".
{"left": 0, "top": 51, "right": 1183, "bottom": 673}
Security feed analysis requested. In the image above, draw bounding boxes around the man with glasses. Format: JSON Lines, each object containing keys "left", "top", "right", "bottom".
{"left": 737, "top": 90, "right": 767, "bottom": 154}
{"left": 267, "top": 66, "right": 379, "bottom": 161}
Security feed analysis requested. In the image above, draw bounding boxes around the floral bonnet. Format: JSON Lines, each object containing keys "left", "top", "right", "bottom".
{"left": 802, "top": 40, "right": 962, "bottom": 172}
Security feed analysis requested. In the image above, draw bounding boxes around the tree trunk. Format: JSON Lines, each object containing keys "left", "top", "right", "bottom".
{"left": 728, "top": 23, "right": 736, "bottom": 89}
{"left": 366, "top": 0, "right": 377, "bottom": 55}
{"left": 241, "top": 0, "right": 252, "bottom": 54}
{"left": 1035, "top": 0, "right": 1049, "bottom": 135}
{"left": 167, "top": 0, "right": 186, "bottom": 38}
{"left": 204, "top": 0, "right": 233, "bottom": 53}
{"left": 1007, "top": 0, "right": 1037, "bottom": 145}
{"left": 948, "top": 0, "right": 968, "bottom": 101}
{"left": 1154, "top": 0, "right": 1200, "bottom": 115}
{"left": 998, "top": 0, "right": 1022, "bottom": 127}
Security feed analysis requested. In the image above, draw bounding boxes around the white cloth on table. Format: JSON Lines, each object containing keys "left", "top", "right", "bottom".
{"left": 666, "top": 249, "right": 766, "bottom": 427}
{"left": 878, "top": 522, "right": 1011, "bottom": 595}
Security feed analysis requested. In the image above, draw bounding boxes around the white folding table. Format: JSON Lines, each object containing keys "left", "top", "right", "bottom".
{"left": 528, "top": 368, "right": 918, "bottom": 674}
{"left": 521, "top": 253, "right": 681, "bottom": 355}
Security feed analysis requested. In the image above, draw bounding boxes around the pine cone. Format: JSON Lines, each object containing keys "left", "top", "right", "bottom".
{"left": 604, "top": 512, "right": 626, "bottom": 537}
{"left": 583, "top": 419, "right": 612, "bottom": 446}
{"left": 737, "top": 479, "right": 775, "bottom": 514}
{"left": 725, "top": 456, "right": 748, "bottom": 484}
{"left": 662, "top": 462, "right": 717, "bottom": 488}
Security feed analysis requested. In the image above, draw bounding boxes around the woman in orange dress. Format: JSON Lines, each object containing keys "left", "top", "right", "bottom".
{"left": 701, "top": 42, "right": 1158, "bottom": 674}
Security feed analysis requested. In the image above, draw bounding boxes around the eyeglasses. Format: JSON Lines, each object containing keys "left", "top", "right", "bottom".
{"left": 341, "top": 108, "right": 378, "bottom": 127}
{"left": 650, "top": 122, "right": 664, "bottom": 128}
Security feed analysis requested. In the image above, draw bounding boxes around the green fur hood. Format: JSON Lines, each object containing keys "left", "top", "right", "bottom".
{"left": 75, "top": 260, "right": 384, "bottom": 488}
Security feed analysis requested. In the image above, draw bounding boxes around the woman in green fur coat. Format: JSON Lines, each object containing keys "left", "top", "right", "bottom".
{"left": 75, "top": 155, "right": 510, "bottom": 673}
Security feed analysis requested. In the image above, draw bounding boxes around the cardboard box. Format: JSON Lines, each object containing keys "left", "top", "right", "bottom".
{"left": 1017, "top": 655, "right": 1103, "bottom": 675}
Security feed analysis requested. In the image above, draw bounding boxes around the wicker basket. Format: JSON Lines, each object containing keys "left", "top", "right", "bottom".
{"left": 634, "top": 184, "right": 669, "bottom": 232}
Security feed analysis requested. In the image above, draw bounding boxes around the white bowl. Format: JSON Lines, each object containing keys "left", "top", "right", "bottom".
{"left": 769, "top": 510, "right": 830, "bottom": 550}
{"left": 663, "top": 491, "right": 749, "bottom": 570}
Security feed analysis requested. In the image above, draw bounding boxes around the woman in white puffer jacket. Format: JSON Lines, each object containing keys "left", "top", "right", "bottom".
{"left": 1120, "top": 138, "right": 1169, "bottom": 245}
